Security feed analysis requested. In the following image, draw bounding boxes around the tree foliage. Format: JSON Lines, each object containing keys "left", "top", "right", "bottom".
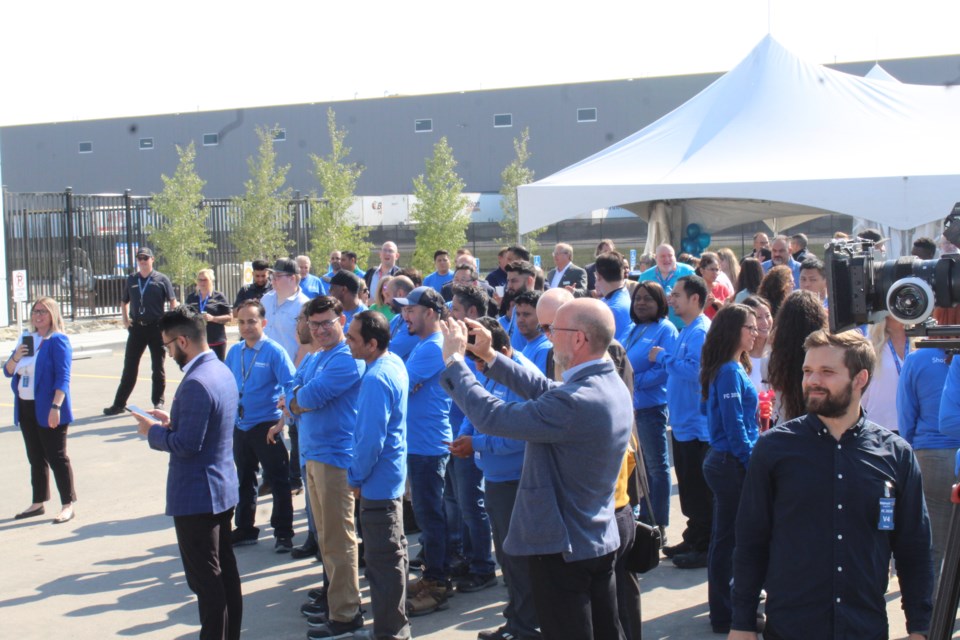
{"left": 233, "top": 124, "right": 292, "bottom": 262}
{"left": 410, "top": 137, "right": 470, "bottom": 273}
{"left": 497, "top": 127, "right": 544, "bottom": 251}
{"left": 147, "top": 142, "right": 212, "bottom": 299}
{"left": 310, "top": 109, "right": 369, "bottom": 271}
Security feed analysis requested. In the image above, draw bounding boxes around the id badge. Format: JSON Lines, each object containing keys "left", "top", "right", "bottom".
{"left": 20, "top": 374, "right": 29, "bottom": 389}
{"left": 878, "top": 481, "right": 895, "bottom": 531}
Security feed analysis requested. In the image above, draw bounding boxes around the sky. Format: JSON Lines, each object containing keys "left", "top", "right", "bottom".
{"left": 2, "top": 0, "right": 960, "bottom": 127}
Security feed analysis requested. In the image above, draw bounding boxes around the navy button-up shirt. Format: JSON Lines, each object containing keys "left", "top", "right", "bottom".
{"left": 731, "top": 413, "right": 933, "bottom": 638}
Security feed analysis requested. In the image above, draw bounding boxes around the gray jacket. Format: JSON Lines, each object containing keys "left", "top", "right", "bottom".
{"left": 441, "top": 353, "right": 631, "bottom": 561}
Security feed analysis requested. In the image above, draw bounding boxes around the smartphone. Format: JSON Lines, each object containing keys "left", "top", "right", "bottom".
{"left": 22, "top": 335, "right": 34, "bottom": 357}
{"left": 126, "top": 405, "right": 155, "bottom": 422}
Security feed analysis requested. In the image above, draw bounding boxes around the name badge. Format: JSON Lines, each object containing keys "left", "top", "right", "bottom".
{"left": 878, "top": 481, "right": 895, "bottom": 531}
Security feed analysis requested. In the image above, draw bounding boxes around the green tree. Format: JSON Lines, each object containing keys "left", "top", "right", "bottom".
{"left": 147, "top": 142, "right": 212, "bottom": 299}
{"left": 410, "top": 137, "right": 470, "bottom": 274}
{"left": 233, "top": 124, "right": 292, "bottom": 262}
{"left": 310, "top": 108, "right": 369, "bottom": 271}
{"left": 497, "top": 127, "right": 544, "bottom": 251}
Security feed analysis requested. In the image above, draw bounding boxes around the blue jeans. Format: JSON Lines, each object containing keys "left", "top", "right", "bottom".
{"left": 443, "top": 456, "right": 466, "bottom": 562}
{"left": 408, "top": 453, "right": 450, "bottom": 581}
{"left": 635, "top": 405, "right": 670, "bottom": 527}
{"left": 453, "top": 455, "right": 496, "bottom": 575}
{"left": 702, "top": 448, "right": 746, "bottom": 630}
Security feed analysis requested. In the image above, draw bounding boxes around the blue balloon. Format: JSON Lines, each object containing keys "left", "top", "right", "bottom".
{"left": 681, "top": 239, "right": 697, "bottom": 254}
{"left": 686, "top": 223, "right": 701, "bottom": 238}
{"left": 698, "top": 233, "right": 711, "bottom": 249}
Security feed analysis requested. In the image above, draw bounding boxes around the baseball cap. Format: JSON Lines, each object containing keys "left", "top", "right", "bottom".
{"left": 136, "top": 247, "right": 154, "bottom": 258}
{"left": 393, "top": 286, "right": 445, "bottom": 313}
{"left": 330, "top": 270, "right": 362, "bottom": 294}
{"left": 270, "top": 258, "right": 298, "bottom": 276}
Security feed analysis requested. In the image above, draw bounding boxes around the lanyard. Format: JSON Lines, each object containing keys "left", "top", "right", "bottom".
{"left": 137, "top": 274, "right": 151, "bottom": 300}
{"left": 655, "top": 268, "right": 676, "bottom": 289}
{"left": 624, "top": 322, "right": 652, "bottom": 353}
{"left": 198, "top": 294, "right": 210, "bottom": 314}
{"left": 889, "top": 339, "right": 909, "bottom": 376}
{"left": 239, "top": 344, "right": 262, "bottom": 396}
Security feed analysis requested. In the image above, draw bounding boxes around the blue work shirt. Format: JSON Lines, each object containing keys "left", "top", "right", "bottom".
{"left": 624, "top": 318, "right": 678, "bottom": 410}
{"left": 389, "top": 314, "right": 420, "bottom": 361}
{"left": 703, "top": 361, "right": 759, "bottom": 465}
{"left": 761, "top": 257, "right": 802, "bottom": 288}
{"left": 295, "top": 340, "right": 365, "bottom": 470}
{"left": 601, "top": 286, "right": 633, "bottom": 344}
{"left": 423, "top": 270, "right": 454, "bottom": 294}
{"left": 657, "top": 314, "right": 710, "bottom": 441}
{"left": 899, "top": 348, "right": 960, "bottom": 452}
{"left": 343, "top": 302, "right": 368, "bottom": 332}
{"left": 939, "top": 355, "right": 960, "bottom": 473}
{"left": 521, "top": 332, "right": 553, "bottom": 374}
{"left": 299, "top": 273, "right": 327, "bottom": 299}
{"left": 405, "top": 332, "right": 452, "bottom": 456}
{"left": 225, "top": 336, "right": 295, "bottom": 431}
{"left": 639, "top": 263, "right": 696, "bottom": 329}
{"left": 457, "top": 351, "right": 536, "bottom": 482}
{"left": 349, "top": 352, "right": 409, "bottom": 500}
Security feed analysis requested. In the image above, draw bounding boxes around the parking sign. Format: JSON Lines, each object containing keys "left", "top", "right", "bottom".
{"left": 12, "top": 270, "right": 27, "bottom": 302}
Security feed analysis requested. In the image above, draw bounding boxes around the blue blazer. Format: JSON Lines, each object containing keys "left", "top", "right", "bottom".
{"left": 6, "top": 332, "right": 73, "bottom": 427}
{"left": 148, "top": 351, "right": 240, "bottom": 517}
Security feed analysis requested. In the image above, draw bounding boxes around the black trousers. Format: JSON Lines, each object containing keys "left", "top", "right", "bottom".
{"left": 671, "top": 434, "right": 713, "bottom": 552}
{"left": 112, "top": 322, "right": 165, "bottom": 407}
{"left": 173, "top": 508, "right": 243, "bottom": 640}
{"left": 528, "top": 551, "right": 625, "bottom": 640}
{"left": 614, "top": 505, "right": 642, "bottom": 640}
{"left": 18, "top": 398, "right": 76, "bottom": 505}
{"left": 233, "top": 422, "right": 293, "bottom": 539}
{"left": 359, "top": 497, "right": 411, "bottom": 639}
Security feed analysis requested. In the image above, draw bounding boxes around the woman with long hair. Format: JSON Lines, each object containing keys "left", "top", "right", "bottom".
{"left": 733, "top": 258, "right": 764, "bottom": 303}
{"left": 369, "top": 275, "right": 397, "bottom": 320}
{"left": 696, "top": 252, "right": 732, "bottom": 319}
{"left": 4, "top": 297, "right": 77, "bottom": 523}
{"left": 862, "top": 316, "right": 911, "bottom": 433}
{"left": 699, "top": 304, "right": 760, "bottom": 634}
{"left": 766, "top": 290, "right": 828, "bottom": 423}
{"left": 740, "top": 296, "right": 773, "bottom": 392}
{"left": 757, "top": 264, "right": 794, "bottom": 318}
{"left": 716, "top": 248, "right": 740, "bottom": 291}
{"left": 623, "top": 281, "right": 678, "bottom": 532}
{"left": 186, "top": 268, "right": 232, "bottom": 361}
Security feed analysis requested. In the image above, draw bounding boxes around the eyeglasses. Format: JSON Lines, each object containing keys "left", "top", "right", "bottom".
{"left": 31, "top": 307, "right": 50, "bottom": 316}
{"left": 137, "top": 256, "right": 151, "bottom": 262}
{"left": 196, "top": 277, "right": 209, "bottom": 282}
{"left": 743, "top": 324, "right": 759, "bottom": 333}
{"left": 540, "top": 324, "right": 552, "bottom": 334}
{"left": 308, "top": 318, "right": 339, "bottom": 331}
{"left": 551, "top": 326, "right": 588, "bottom": 341}
{"left": 163, "top": 337, "right": 179, "bottom": 352}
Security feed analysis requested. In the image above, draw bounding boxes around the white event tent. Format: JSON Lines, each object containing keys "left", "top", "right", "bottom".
{"left": 517, "top": 36, "right": 960, "bottom": 251}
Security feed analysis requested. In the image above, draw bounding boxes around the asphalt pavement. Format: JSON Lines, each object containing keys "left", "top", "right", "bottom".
{"left": 0, "top": 335, "right": 932, "bottom": 639}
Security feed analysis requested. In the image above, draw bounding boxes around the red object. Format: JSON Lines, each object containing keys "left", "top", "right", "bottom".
{"left": 758, "top": 390, "right": 775, "bottom": 432}
{"left": 951, "top": 483, "right": 960, "bottom": 505}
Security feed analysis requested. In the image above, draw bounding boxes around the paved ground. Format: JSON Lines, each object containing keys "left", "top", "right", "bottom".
{"left": 0, "top": 338, "right": 943, "bottom": 639}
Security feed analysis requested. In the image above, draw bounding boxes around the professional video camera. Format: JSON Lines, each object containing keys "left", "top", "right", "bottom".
{"left": 824, "top": 206, "right": 960, "bottom": 334}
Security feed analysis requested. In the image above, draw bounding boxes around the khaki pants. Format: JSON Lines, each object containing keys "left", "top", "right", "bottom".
{"left": 306, "top": 460, "right": 360, "bottom": 623}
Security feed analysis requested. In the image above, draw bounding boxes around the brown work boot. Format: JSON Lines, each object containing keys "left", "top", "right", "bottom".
{"left": 405, "top": 579, "right": 450, "bottom": 617}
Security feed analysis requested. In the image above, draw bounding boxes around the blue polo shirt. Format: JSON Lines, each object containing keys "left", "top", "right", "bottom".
{"left": 349, "top": 352, "right": 409, "bottom": 499}
{"left": 656, "top": 314, "right": 710, "bottom": 441}
{"left": 343, "top": 302, "right": 368, "bottom": 332}
{"left": 225, "top": 336, "right": 296, "bottom": 431}
{"left": 389, "top": 314, "right": 420, "bottom": 361}
{"left": 704, "top": 361, "right": 759, "bottom": 465}
{"left": 405, "top": 332, "right": 452, "bottom": 456}
{"left": 295, "top": 340, "right": 365, "bottom": 469}
{"left": 762, "top": 257, "right": 802, "bottom": 288}
{"left": 639, "top": 263, "right": 696, "bottom": 329}
{"left": 521, "top": 332, "right": 553, "bottom": 374}
{"left": 602, "top": 286, "right": 633, "bottom": 344}
{"left": 299, "top": 273, "right": 327, "bottom": 299}
{"left": 423, "top": 270, "right": 454, "bottom": 294}
{"left": 899, "top": 348, "right": 960, "bottom": 451}
{"left": 624, "top": 318, "right": 679, "bottom": 410}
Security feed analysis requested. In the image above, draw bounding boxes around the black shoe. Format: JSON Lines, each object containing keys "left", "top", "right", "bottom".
{"left": 662, "top": 541, "right": 693, "bottom": 558}
{"left": 307, "top": 587, "right": 328, "bottom": 605}
{"left": 672, "top": 550, "right": 708, "bottom": 569}
{"left": 409, "top": 551, "right": 425, "bottom": 571}
{"left": 301, "top": 601, "right": 328, "bottom": 618}
{"left": 153, "top": 401, "right": 165, "bottom": 411}
{"left": 231, "top": 529, "right": 258, "bottom": 547}
{"left": 456, "top": 572, "right": 497, "bottom": 593}
{"left": 15, "top": 505, "right": 45, "bottom": 520}
{"left": 306, "top": 611, "right": 364, "bottom": 638}
{"left": 291, "top": 541, "right": 319, "bottom": 559}
{"left": 478, "top": 627, "right": 537, "bottom": 640}
{"left": 103, "top": 405, "right": 124, "bottom": 416}
{"left": 274, "top": 536, "right": 293, "bottom": 553}
{"left": 449, "top": 558, "right": 470, "bottom": 578}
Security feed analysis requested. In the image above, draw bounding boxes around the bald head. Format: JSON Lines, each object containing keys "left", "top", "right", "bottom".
{"left": 537, "top": 287, "right": 574, "bottom": 326}
{"left": 557, "top": 298, "right": 614, "bottom": 358}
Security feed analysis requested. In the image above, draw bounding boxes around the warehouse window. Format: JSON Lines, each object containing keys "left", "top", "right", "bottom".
{"left": 139, "top": 138, "right": 154, "bottom": 150}
{"left": 414, "top": 119, "right": 433, "bottom": 133}
{"left": 577, "top": 108, "right": 598, "bottom": 123}
{"left": 273, "top": 128, "right": 286, "bottom": 142}
{"left": 78, "top": 141, "right": 93, "bottom": 153}
{"left": 494, "top": 113, "right": 513, "bottom": 128}
{"left": 203, "top": 133, "right": 219, "bottom": 146}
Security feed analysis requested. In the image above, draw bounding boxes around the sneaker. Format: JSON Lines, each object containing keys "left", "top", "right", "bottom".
{"left": 409, "top": 551, "right": 425, "bottom": 571}
{"left": 478, "top": 627, "right": 520, "bottom": 640}
{"left": 231, "top": 529, "right": 258, "bottom": 547}
{"left": 291, "top": 540, "right": 320, "bottom": 559}
{"left": 103, "top": 405, "right": 124, "bottom": 416}
{"left": 154, "top": 400, "right": 165, "bottom": 411}
{"left": 449, "top": 558, "right": 470, "bottom": 578}
{"left": 307, "top": 587, "right": 328, "bottom": 606}
{"left": 672, "top": 550, "right": 708, "bottom": 569}
{"left": 662, "top": 541, "right": 693, "bottom": 558}
{"left": 301, "top": 601, "right": 328, "bottom": 618}
{"left": 406, "top": 579, "right": 450, "bottom": 617}
{"left": 306, "top": 612, "right": 364, "bottom": 638}
{"left": 275, "top": 536, "right": 293, "bottom": 553}
{"left": 456, "top": 572, "right": 497, "bottom": 593}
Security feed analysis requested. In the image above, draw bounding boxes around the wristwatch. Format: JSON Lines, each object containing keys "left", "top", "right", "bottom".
{"left": 51, "top": 403, "right": 61, "bottom": 410}
{"left": 445, "top": 353, "right": 464, "bottom": 368}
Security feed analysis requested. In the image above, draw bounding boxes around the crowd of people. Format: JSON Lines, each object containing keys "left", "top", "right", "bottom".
{"left": 7, "top": 229, "right": 960, "bottom": 640}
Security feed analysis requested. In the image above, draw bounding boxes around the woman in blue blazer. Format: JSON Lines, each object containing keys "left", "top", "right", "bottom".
{"left": 4, "top": 297, "right": 77, "bottom": 523}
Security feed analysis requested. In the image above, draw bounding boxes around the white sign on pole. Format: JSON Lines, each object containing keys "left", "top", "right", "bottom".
{"left": 12, "top": 270, "right": 27, "bottom": 302}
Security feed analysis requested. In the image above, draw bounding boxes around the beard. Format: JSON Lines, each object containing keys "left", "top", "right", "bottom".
{"left": 803, "top": 380, "right": 854, "bottom": 418}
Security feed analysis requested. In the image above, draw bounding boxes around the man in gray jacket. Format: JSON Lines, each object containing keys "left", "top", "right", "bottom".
{"left": 439, "top": 298, "right": 632, "bottom": 640}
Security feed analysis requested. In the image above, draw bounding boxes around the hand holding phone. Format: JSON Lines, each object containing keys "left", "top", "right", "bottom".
{"left": 21, "top": 335, "right": 34, "bottom": 357}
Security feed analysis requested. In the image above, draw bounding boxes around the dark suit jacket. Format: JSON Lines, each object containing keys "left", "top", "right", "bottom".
{"left": 148, "top": 351, "right": 239, "bottom": 517}
{"left": 364, "top": 265, "right": 401, "bottom": 289}
{"left": 585, "top": 262, "right": 598, "bottom": 291}
{"left": 546, "top": 263, "right": 588, "bottom": 290}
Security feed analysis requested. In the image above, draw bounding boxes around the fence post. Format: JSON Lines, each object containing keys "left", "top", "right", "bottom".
{"left": 65, "top": 187, "right": 76, "bottom": 321}
{"left": 124, "top": 189, "right": 135, "bottom": 271}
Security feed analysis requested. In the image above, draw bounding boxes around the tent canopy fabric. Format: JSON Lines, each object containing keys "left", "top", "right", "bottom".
{"left": 517, "top": 36, "right": 960, "bottom": 235}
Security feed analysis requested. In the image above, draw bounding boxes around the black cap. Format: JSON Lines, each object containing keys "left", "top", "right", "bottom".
{"left": 136, "top": 247, "right": 154, "bottom": 258}
{"left": 330, "top": 270, "right": 362, "bottom": 294}
{"left": 271, "top": 258, "right": 298, "bottom": 276}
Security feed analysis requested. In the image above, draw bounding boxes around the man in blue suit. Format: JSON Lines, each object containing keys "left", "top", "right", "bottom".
{"left": 134, "top": 308, "right": 242, "bottom": 640}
